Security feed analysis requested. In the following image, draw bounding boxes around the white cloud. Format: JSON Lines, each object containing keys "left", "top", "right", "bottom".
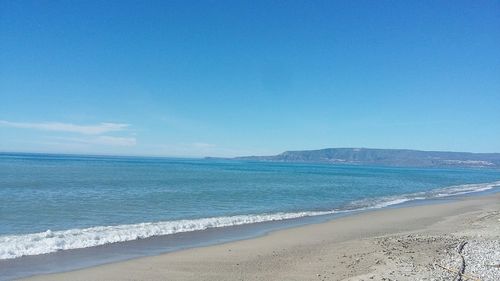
{"left": 0, "top": 120, "right": 129, "bottom": 135}
{"left": 0, "top": 120, "right": 136, "bottom": 149}
{"left": 146, "top": 142, "right": 256, "bottom": 157}
{"left": 192, "top": 142, "right": 216, "bottom": 148}
{"left": 52, "top": 136, "right": 137, "bottom": 147}
{"left": 94, "top": 136, "right": 137, "bottom": 146}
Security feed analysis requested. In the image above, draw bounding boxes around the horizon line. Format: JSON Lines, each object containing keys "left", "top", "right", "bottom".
{"left": 2, "top": 146, "right": 500, "bottom": 160}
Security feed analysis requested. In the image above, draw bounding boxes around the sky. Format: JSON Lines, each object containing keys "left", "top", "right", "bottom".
{"left": 1, "top": 0, "right": 499, "bottom": 157}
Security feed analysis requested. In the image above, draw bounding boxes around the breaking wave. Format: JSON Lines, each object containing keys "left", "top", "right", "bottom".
{"left": 1, "top": 180, "right": 499, "bottom": 260}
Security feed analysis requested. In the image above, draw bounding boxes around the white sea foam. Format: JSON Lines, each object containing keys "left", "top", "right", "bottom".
{"left": 0, "top": 210, "right": 337, "bottom": 260}
{"left": 432, "top": 181, "right": 500, "bottom": 197}
{"left": 349, "top": 181, "right": 500, "bottom": 211}
{"left": 1, "top": 180, "right": 499, "bottom": 260}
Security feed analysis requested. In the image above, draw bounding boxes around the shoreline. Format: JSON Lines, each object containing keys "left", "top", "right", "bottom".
{"left": 2, "top": 188, "right": 497, "bottom": 280}
{"left": 3, "top": 181, "right": 499, "bottom": 260}
{"left": 17, "top": 192, "right": 500, "bottom": 281}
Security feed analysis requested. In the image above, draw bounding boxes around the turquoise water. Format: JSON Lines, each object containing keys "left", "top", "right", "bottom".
{"left": 1, "top": 153, "right": 500, "bottom": 260}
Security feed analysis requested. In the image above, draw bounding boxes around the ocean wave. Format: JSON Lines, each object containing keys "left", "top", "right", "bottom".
{"left": 1, "top": 180, "right": 499, "bottom": 260}
{"left": 347, "top": 180, "right": 500, "bottom": 211}
{"left": 0, "top": 210, "right": 337, "bottom": 260}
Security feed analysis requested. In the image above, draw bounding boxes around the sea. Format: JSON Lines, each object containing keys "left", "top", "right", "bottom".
{"left": 1, "top": 152, "right": 500, "bottom": 279}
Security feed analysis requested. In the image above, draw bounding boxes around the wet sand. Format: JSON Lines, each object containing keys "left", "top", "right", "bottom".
{"left": 21, "top": 194, "right": 500, "bottom": 281}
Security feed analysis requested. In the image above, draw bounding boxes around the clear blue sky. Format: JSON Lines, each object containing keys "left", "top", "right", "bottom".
{"left": 1, "top": 0, "right": 499, "bottom": 157}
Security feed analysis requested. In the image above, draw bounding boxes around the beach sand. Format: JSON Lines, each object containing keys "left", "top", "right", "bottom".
{"left": 21, "top": 194, "right": 500, "bottom": 281}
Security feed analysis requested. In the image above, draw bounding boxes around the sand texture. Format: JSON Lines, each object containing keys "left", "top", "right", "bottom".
{"left": 21, "top": 194, "right": 500, "bottom": 281}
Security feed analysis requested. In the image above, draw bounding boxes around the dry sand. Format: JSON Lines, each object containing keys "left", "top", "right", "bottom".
{"left": 21, "top": 194, "right": 500, "bottom": 281}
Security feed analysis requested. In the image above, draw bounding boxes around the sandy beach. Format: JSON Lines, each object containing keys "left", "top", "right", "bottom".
{"left": 3, "top": 0, "right": 500, "bottom": 280}
{"left": 20, "top": 193, "right": 500, "bottom": 281}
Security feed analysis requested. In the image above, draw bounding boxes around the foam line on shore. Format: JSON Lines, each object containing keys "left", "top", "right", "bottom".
{"left": 1, "top": 180, "right": 499, "bottom": 260}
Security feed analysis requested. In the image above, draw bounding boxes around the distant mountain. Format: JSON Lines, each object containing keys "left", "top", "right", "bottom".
{"left": 231, "top": 148, "right": 500, "bottom": 168}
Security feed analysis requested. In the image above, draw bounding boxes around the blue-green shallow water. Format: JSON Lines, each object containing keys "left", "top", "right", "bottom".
{"left": 1, "top": 152, "right": 500, "bottom": 262}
